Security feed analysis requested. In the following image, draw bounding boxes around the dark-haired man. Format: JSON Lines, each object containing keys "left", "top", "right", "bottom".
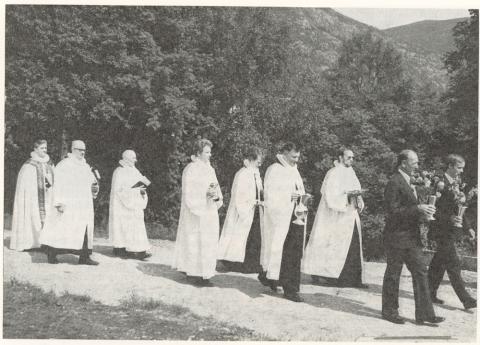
{"left": 428, "top": 154, "right": 476, "bottom": 310}
{"left": 260, "top": 142, "right": 306, "bottom": 302}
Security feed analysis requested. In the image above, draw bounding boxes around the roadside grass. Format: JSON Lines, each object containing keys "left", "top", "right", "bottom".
{"left": 3, "top": 278, "right": 272, "bottom": 340}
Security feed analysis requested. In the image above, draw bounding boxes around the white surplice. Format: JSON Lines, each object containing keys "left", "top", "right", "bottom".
{"left": 302, "top": 164, "right": 364, "bottom": 278}
{"left": 108, "top": 161, "right": 150, "bottom": 252}
{"left": 172, "top": 159, "right": 223, "bottom": 279}
{"left": 40, "top": 154, "right": 97, "bottom": 250}
{"left": 262, "top": 154, "right": 305, "bottom": 280}
{"left": 218, "top": 166, "right": 264, "bottom": 262}
{"left": 10, "top": 152, "right": 54, "bottom": 251}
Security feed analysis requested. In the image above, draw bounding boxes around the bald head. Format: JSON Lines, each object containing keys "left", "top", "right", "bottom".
{"left": 71, "top": 140, "right": 86, "bottom": 160}
{"left": 122, "top": 150, "right": 137, "bottom": 167}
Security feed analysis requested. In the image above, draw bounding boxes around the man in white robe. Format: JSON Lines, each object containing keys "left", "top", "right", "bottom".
{"left": 260, "top": 142, "right": 306, "bottom": 302}
{"left": 172, "top": 139, "right": 223, "bottom": 286}
{"left": 109, "top": 150, "right": 152, "bottom": 260}
{"left": 40, "top": 140, "right": 99, "bottom": 265}
{"left": 218, "top": 147, "right": 263, "bottom": 273}
{"left": 10, "top": 140, "right": 54, "bottom": 251}
{"left": 302, "top": 149, "right": 368, "bottom": 288}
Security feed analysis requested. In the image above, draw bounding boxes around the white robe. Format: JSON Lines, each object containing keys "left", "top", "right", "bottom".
{"left": 40, "top": 155, "right": 97, "bottom": 250}
{"left": 263, "top": 155, "right": 305, "bottom": 280}
{"left": 10, "top": 153, "right": 54, "bottom": 251}
{"left": 108, "top": 163, "right": 150, "bottom": 252}
{"left": 302, "top": 164, "right": 364, "bottom": 278}
{"left": 218, "top": 166, "right": 264, "bottom": 262}
{"left": 172, "top": 159, "right": 223, "bottom": 279}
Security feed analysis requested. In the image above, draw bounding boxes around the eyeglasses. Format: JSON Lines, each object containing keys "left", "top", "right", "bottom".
{"left": 345, "top": 156, "right": 354, "bottom": 160}
{"left": 73, "top": 148, "right": 86, "bottom": 152}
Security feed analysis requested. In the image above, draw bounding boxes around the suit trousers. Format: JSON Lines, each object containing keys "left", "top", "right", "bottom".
{"left": 278, "top": 220, "right": 304, "bottom": 294}
{"left": 428, "top": 238, "right": 473, "bottom": 304}
{"left": 382, "top": 245, "right": 435, "bottom": 320}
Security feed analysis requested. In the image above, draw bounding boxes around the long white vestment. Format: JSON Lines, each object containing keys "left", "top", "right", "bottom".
{"left": 40, "top": 154, "right": 97, "bottom": 250}
{"left": 10, "top": 152, "right": 54, "bottom": 251}
{"left": 302, "top": 164, "right": 364, "bottom": 278}
{"left": 172, "top": 159, "right": 223, "bottom": 279}
{"left": 108, "top": 162, "right": 150, "bottom": 252}
{"left": 218, "top": 166, "right": 264, "bottom": 262}
{"left": 263, "top": 155, "right": 305, "bottom": 280}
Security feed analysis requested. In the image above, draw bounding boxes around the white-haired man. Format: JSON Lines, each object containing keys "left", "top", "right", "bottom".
{"left": 109, "top": 150, "right": 151, "bottom": 260}
{"left": 40, "top": 140, "right": 99, "bottom": 265}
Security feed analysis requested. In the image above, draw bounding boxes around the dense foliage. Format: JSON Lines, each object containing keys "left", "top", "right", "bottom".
{"left": 4, "top": 6, "right": 478, "bottom": 259}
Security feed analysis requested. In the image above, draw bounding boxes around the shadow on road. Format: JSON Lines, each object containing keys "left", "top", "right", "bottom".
{"left": 136, "top": 262, "right": 275, "bottom": 299}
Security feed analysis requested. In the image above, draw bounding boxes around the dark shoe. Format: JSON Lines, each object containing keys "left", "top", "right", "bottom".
{"left": 416, "top": 316, "right": 445, "bottom": 326}
{"left": 463, "top": 299, "right": 476, "bottom": 310}
{"left": 78, "top": 257, "right": 99, "bottom": 266}
{"left": 258, "top": 272, "right": 269, "bottom": 286}
{"left": 284, "top": 292, "right": 304, "bottom": 302}
{"left": 356, "top": 283, "right": 369, "bottom": 289}
{"left": 199, "top": 279, "right": 214, "bottom": 287}
{"left": 311, "top": 275, "right": 320, "bottom": 284}
{"left": 269, "top": 281, "right": 279, "bottom": 292}
{"left": 47, "top": 255, "right": 59, "bottom": 264}
{"left": 113, "top": 247, "right": 126, "bottom": 257}
{"left": 431, "top": 296, "right": 444, "bottom": 304}
{"left": 382, "top": 314, "right": 405, "bottom": 324}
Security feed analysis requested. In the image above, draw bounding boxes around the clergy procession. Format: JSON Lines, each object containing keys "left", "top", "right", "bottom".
{"left": 10, "top": 137, "right": 477, "bottom": 327}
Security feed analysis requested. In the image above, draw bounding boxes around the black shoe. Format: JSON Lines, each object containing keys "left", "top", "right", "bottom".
{"left": 78, "top": 257, "right": 99, "bottom": 265}
{"left": 258, "top": 272, "right": 269, "bottom": 286}
{"left": 47, "top": 255, "right": 59, "bottom": 264}
{"left": 113, "top": 248, "right": 126, "bottom": 257}
{"left": 199, "top": 279, "right": 214, "bottom": 287}
{"left": 431, "top": 296, "right": 444, "bottom": 304}
{"left": 463, "top": 299, "right": 476, "bottom": 309}
{"left": 269, "top": 281, "right": 279, "bottom": 292}
{"left": 356, "top": 283, "right": 369, "bottom": 289}
{"left": 382, "top": 314, "right": 405, "bottom": 324}
{"left": 284, "top": 292, "right": 304, "bottom": 302}
{"left": 416, "top": 316, "right": 445, "bottom": 326}
{"left": 311, "top": 275, "right": 320, "bottom": 284}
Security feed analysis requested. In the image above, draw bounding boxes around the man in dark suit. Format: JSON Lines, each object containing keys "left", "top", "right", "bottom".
{"left": 428, "top": 154, "right": 476, "bottom": 309}
{"left": 382, "top": 150, "right": 444, "bottom": 326}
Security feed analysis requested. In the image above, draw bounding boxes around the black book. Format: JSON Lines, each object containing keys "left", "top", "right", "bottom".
{"left": 132, "top": 181, "right": 148, "bottom": 189}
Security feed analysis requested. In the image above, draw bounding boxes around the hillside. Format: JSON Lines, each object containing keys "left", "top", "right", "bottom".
{"left": 382, "top": 18, "right": 467, "bottom": 55}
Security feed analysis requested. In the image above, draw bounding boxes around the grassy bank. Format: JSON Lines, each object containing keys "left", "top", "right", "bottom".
{"left": 3, "top": 279, "right": 271, "bottom": 340}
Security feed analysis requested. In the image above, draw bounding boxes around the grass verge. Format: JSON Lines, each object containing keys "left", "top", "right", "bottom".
{"left": 3, "top": 278, "right": 271, "bottom": 340}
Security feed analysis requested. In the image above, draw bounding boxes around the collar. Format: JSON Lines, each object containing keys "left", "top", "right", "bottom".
{"left": 30, "top": 151, "right": 50, "bottom": 164}
{"left": 276, "top": 154, "right": 297, "bottom": 169}
{"left": 444, "top": 172, "right": 455, "bottom": 184}
{"left": 398, "top": 169, "right": 411, "bottom": 185}
{"left": 67, "top": 153, "right": 87, "bottom": 166}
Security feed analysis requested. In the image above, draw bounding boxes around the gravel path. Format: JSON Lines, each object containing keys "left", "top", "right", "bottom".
{"left": 3, "top": 230, "right": 477, "bottom": 341}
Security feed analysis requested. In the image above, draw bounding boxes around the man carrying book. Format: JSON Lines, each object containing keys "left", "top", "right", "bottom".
{"left": 109, "top": 150, "right": 152, "bottom": 260}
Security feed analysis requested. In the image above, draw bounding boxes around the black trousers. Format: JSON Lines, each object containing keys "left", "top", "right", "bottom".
{"left": 428, "top": 238, "right": 473, "bottom": 304}
{"left": 220, "top": 207, "right": 262, "bottom": 274}
{"left": 278, "top": 215, "right": 304, "bottom": 294}
{"left": 44, "top": 229, "right": 91, "bottom": 259}
{"left": 382, "top": 245, "right": 435, "bottom": 320}
{"left": 337, "top": 223, "right": 362, "bottom": 286}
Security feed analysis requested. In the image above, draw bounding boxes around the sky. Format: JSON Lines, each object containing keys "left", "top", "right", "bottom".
{"left": 333, "top": 8, "right": 470, "bottom": 29}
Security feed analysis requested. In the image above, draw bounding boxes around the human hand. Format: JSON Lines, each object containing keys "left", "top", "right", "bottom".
{"left": 418, "top": 204, "right": 436, "bottom": 217}
{"left": 56, "top": 204, "right": 65, "bottom": 213}
{"left": 291, "top": 192, "right": 301, "bottom": 202}
{"left": 468, "top": 228, "right": 476, "bottom": 240}
{"left": 450, "top": 215, "right": 462, "bottom": 226}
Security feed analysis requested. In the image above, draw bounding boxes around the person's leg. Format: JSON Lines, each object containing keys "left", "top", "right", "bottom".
{"left": 78, "top": 229, "right": 98, "bottom": 265}
{"left": 338, "top": 224, "right": 363, "bottom": 287}
{"left": 442, "top": 240, "right": 475, "bottom": 306}
{"left": 382, "top": 247, "right": 403, "bottom": 319}
{"left": 404, "top": 247, "right": 438, "bottom": 322}
{"left": 279, "top": 223, "right": 304, "bottom": 301}
{"left": 427, "top": 244, "right": 446, "bottom": 301}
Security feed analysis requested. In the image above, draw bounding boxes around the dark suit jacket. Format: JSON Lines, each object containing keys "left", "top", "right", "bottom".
{"left": 430, "top": 174, "right": 463, "bottom": 241}
{"left": 384, "top": 171, "right": 423, "bottom": 248}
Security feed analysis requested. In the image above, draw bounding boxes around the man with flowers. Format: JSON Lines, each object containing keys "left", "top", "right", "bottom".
{"left": 427, "top": 154, "right": 476, "bottom": 310}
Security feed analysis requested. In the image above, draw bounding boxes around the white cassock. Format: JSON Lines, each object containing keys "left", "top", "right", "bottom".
{"left": 262, "top": 155, "right": 305, "bottom": 280}
{"left": 108, "top": 162, "right": 150, "bottom": 252}
{"left": 302, "top": 164, "right": 364, "bottom": 278}
{"left": 172, "top": 159, "right": 223, "bottom": 279}
{"left": 10, "top": 152, "right": 54, "bottom": 251}
{"left": 40, "top": 154, "right": 97, "bottom": 250}
{"left": 218, "top": 166, "right": 263, "bottom": 262}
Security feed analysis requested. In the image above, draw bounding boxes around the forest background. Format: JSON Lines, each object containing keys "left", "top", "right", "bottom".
{"left": 4, "top": 6, "right": 478, "bottom": 260}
